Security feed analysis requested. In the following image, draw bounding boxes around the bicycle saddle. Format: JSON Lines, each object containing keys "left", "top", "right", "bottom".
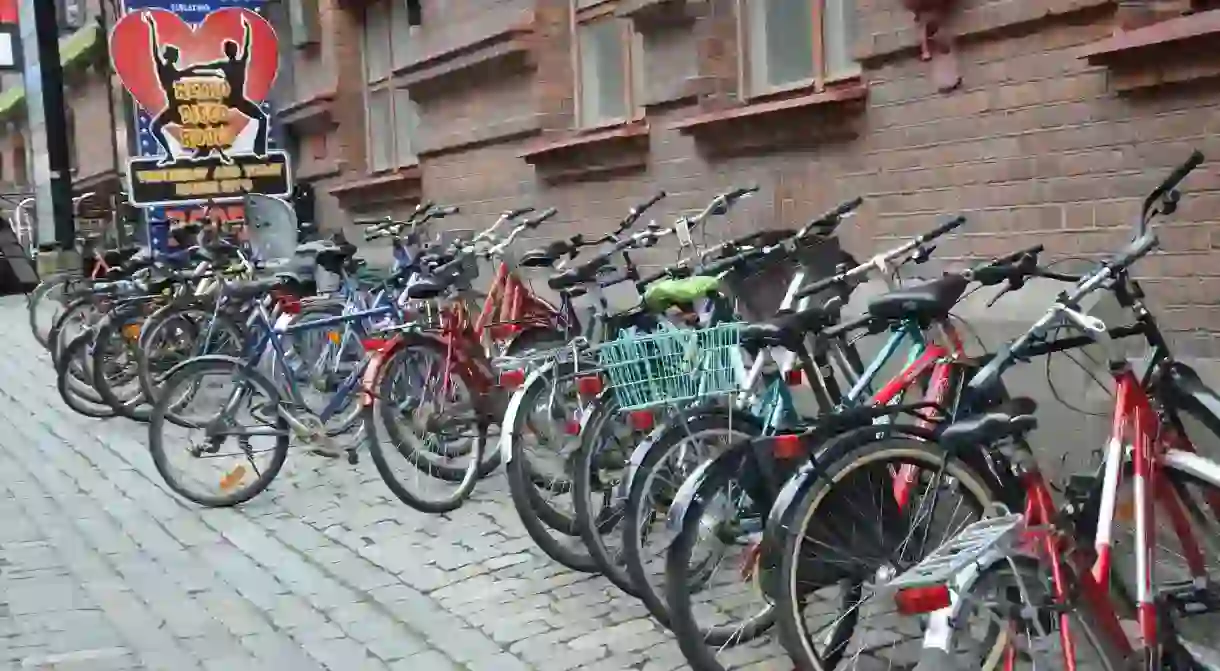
{"left": 223, "top": 277, "right": 286, "bottom": 301}
{"left": 643, "top": 276, "right": 721, "bottom": 312}
{"left": 741, "top": 301, "right": 840, "bottom": 348}
{"left": 404, "top": 275, "right": 451, "bottom": 300}
{"left": 866, "top": 274, "right": 969, "bottom": 323}
{"left": 938, "top": 397, "right": 1038, "bottom": 450}
{"left": 548, "top": 257, "right": 611, "bottom": 291}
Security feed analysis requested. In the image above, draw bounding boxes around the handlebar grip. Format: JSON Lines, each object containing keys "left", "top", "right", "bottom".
{"left": 1160, "top": 150, "right": 1205, "bottom": 195}
{"left": 413, "top": 201, "right": 434, "bottom": 215}
{"left": 830, "top": 196, "right": 864, "bottom": 219}
{"left": 505, "top": 207, "right": 535, "bottom": 219}
{"left": 918, "top": 215, "right": 967, "bottom": 243}
{"left": 436, "top": 206, "right": 460, "bottom": 217}
{"left": 523, "top": 207, "right": 559, "bottom": 229}
{"left": 354, "top": 217, "right": 388, "bottom": 226}
{"left": 727, "top": 185, "right": 761, "bottom": 201}
{"left": 639, "top": 191, "right": 667, "bottom": 212}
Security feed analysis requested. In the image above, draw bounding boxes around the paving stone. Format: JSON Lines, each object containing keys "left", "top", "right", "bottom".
{"left": 0, "top": 297, "right": 813, "bottom": 671}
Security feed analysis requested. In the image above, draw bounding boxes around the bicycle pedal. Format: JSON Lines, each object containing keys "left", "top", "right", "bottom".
{"left": 887, "top": 514, "right": 1026, "bottom": 591}
{"left": 1161, "top": 580, "right": 1220, "bottom": 617}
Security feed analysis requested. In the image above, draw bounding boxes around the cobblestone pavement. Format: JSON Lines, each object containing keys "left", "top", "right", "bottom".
{"left": 0, "top": 296, "right": 726, "bottom": 671}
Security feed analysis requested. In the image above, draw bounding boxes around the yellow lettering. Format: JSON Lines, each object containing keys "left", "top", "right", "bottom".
{"left": 178, "top": 78, "right": 230, "bottom": 101}
{"left": 137, "top": 170, "right": 167, "bottom": 183}
{"left": 213, "top": 165, "right": 242, "bottom": 179}
{"left": 241, "top": 163, "right": 284, "bottom": 178}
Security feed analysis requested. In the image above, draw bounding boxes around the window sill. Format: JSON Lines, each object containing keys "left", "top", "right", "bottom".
{"left": 1080, "top": 8, "right": 1220, "bottom": 91}
{"left": 615, "top": 0, "right": 703, "bottom": 30}
{"left": 670, "top": 82, "right": 867, "bottom": 156}
{"left": 417, "top": 116, "right": 542, "bottom": 159}
{"left": 278, "top": 91, "right": 337, "bottom": 133}
{"left": 520, "top": 121, "right": 650, "bottom": 184}
{"left": 394, "top": 19, "right": 536, "bottom": 100}
{"left": 328, "top": 166, "right": 422, "bottom": 212}
{"left": 296, "top": 159, "right": 346, "bottom": 182}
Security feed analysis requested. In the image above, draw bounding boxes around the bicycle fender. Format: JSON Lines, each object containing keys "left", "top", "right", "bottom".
{"left": 761, "top": 423, "right": 938, "bottom": 559}
{"left": 666, "top": 442, "right": 754, "bottom": 534}
{"left": 622, "top": 402, "right": 753, "bottom": 498}
{"left": 498, "top": 360, "right": 557, "bottom": 463}
{"left": 358, "top": 334, "right": 405, "bottom": 408}
{"left": 1162, "top": 361, "right": 1220, "bottom": 440}
{"left": 155, "top": 353, "right": 283, "bottom": 406}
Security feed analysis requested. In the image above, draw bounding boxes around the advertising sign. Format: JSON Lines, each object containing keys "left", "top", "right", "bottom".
{"left": 111, "top": 6, "right": 289, "bottom": 208}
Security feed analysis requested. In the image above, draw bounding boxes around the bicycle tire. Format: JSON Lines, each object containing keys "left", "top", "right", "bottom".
{"left": 365, "top": 337, "right": 486, "bottom": 512}
{"left": 503, "top": 361, "right": 599, "bottom": 573}
{"left": 92, "top": 310, "right": 151, "bottom": 422}
{"left": 55, "top": 329, "right": 117, "bottom": 419}
{"left": 771, "top": 428, "right": 999, "bottom": 671}
{"left": 28, "top": 274, "right": 69, "bottom": 350}
{"left": 148, "top": 356, "right": 290, "bottom": 507}
{"left": 621, "top": 409, "right": 765, "bottom": 629}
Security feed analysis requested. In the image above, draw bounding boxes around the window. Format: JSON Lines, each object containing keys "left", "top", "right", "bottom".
{"left": 742, "top": 0, "right": 859, "bottom": 95}
{"left": 287, "top": 0, "right": 321, "bottom": 47}
{"left": 263, "top": 0, "right": 297, "bottom": 100}
{"left": 361, "top": 0, "right": 420, "bottom": 171}
{"left": 573, "top": 1, "right": 642, "bottom": 128}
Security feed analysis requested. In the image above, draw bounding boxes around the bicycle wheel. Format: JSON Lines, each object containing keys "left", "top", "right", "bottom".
{"left": 55, "top": 328, "right": 117, "bottom": 419}
{"left": 771, "top": 427, "right": 999, "bottom": 671}
{"left": 664, "top": 442, "right": 789, "bottom": 670}
{"left": 571, "top": 393, "right": 644, "bottom": 595}
{"left": 622, "top": 408, "right": 764, "bottom": 629}
{"left": 28, "top": 273, "right": 71, "bottom": 349}
{"left": 137, "top": 303, "right": 244, "bottom": 420}
{"left": 50, "top": 296, "right": 106, "bottom": 397}
{"left": 281, "top": 303, "right": 366, "bottom": 437}
{"left": 503, "top": 360, "right": 599, "bottom": 573}
{"left": 148, "top": 356, "right": 290, "bottom": 507}
{"left": 366, "top": 337, "right": 487, "bottom": 513}
{"left": 92, "top": 309, "right": 152, "bottom": 421}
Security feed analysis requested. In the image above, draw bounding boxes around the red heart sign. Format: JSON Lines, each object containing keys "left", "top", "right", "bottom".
{"left": 110, "top": 8, "right": 279, "bottom": 144}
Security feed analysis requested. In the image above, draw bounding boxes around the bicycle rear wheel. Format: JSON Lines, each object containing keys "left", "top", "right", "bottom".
{"left": 772, "top": 428, "right": 998, "bottom": 671}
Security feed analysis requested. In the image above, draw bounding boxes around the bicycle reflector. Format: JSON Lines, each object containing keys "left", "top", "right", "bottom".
{"left": 577, "top": 375, "right": 603, "bottom": 396}
{"left": 361, "top": 339, "right": 389, "bottom": 352}
{"left": 893, "top": 585, "right": 951, "bottom": 615}
{"left": 273, "top": 290, "right": 302, "bottom": 314}
{"left": 773, "top": 434, "right": 803, "bottom": 459}
{"left": 564, "top": 419, "right": 581, "bottom": 436}
{"left": 785, "top": 369, "right": 803, "bottom": 386}
{"left": 629, "top": 410, "right": 654, "bottom": 431}
{"left": 500, "top": 369, "right": 526, "bottom": 390}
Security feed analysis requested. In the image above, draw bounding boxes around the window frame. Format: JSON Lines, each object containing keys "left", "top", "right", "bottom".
{"left": 360, "top": 0, "right": 419, "bottom": 173}
{"left": 571, "top": 0, "right": 643, "bottom": 130}
{"left": 736, "top": 0, "right": 861, "bottom": 99}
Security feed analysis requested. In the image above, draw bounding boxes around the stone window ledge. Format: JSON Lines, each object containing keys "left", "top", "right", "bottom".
{"left": 670, "top": 83, "right": 866, "bottom": 156}
{"left": 520, "top": 122, "right": 650, "bottom": 184}
{"left": 328, "top": 167, "right": 422, "bottom": 211}
{"left": 279, "top": 91, "right": 337, "bottom": 133}
{"left": 395, "top": 21, "right": 537, "bottom": 99}
{"left": 1080, "top": 8, "right": 1220, "bottom": 91}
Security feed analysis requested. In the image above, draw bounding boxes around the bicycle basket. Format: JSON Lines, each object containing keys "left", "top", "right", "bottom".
{"left": 592, "top": 322, "right": 744, "bottom": 411}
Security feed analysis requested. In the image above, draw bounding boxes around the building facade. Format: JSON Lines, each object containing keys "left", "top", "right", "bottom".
{"left": 3, "top": 0, "right": 1220, "bottom": 352}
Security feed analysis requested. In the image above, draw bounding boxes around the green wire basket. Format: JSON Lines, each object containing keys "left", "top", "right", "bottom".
{"left": 592, "top": 322, "right": 745, "bottom": 411}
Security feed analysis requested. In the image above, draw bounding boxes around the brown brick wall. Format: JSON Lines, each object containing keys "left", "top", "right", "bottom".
{"left": 308, "top": 0, "right": 1220, "bottom": 353}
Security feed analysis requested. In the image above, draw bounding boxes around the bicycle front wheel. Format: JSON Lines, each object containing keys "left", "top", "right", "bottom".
{"left": 148, "top": 356, "right": 290, "bottom": 507}
{"left": 366, "top": 338, "right": 486, "bottom": 514}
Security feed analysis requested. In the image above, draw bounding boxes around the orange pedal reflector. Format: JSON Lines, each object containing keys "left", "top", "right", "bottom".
{"left": 219, "top": 465, "right": 247, "bottom": 492}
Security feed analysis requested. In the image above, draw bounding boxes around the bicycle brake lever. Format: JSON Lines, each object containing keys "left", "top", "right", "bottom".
{"left": 912, "top": 245, "right": 935, "bottom": 264}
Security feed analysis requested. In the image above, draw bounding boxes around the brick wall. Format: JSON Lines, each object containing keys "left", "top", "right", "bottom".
{"left": 309, "top": 0, "right": 1220, "bottom": 355}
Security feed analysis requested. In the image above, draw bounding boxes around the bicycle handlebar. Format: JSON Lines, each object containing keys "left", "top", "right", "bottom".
{"left": 793, "top": 214, "right": 967, "bottom": 299}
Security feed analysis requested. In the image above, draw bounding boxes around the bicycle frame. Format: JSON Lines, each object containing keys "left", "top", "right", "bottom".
{"left": 995, "top": 362, "right": 1220, "bottom": 670}
{"left": 475, "top": 261, "right": 568, "bottom": 341}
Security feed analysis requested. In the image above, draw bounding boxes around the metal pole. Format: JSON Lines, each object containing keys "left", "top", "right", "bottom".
{"left": 17, "top": 0, "right": 74, "bottom": 252}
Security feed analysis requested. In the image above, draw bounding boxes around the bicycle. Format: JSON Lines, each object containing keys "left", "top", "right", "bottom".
{"left": 887, "top": 149, "right": 1219, "bottom": 671}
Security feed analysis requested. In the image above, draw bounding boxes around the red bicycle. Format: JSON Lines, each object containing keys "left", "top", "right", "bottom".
{"left": 895, "top": 150, "right": 1220, "bottom": 671}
